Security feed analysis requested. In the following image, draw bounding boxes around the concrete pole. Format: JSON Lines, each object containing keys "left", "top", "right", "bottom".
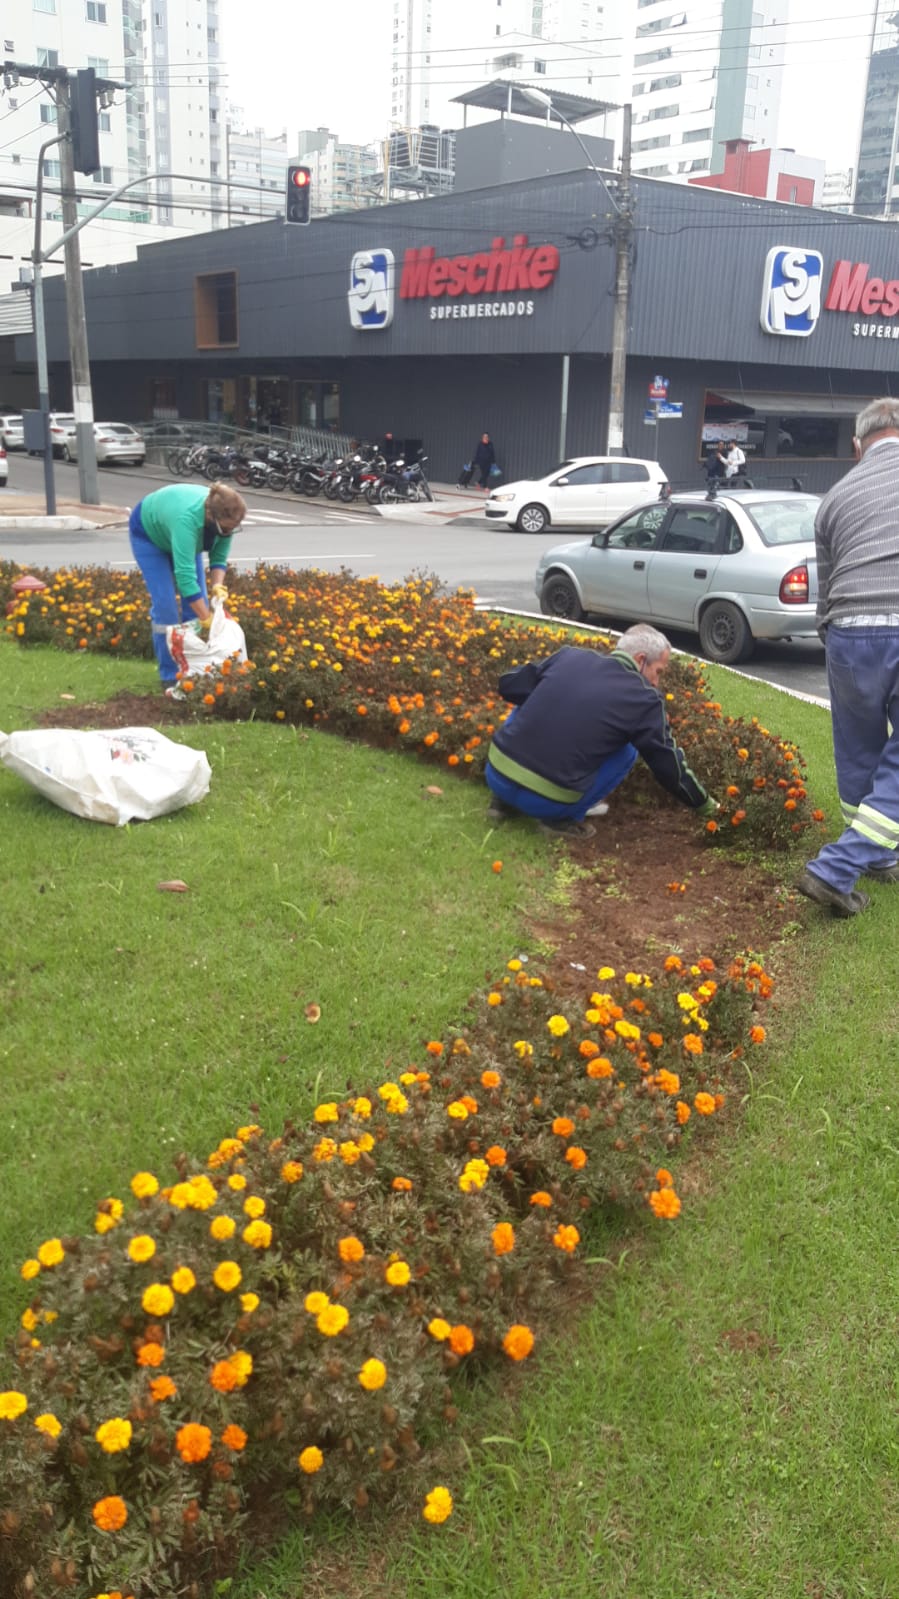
{"left": 31, "top": 260, "right": 56, "bottom": 516}
{"left": 559, "top": 354, "right": 570, "bottom": 462}
{"left": 607, "top": 103, "right": 633, "bottom": 457}
{"left": 56, "top": 79, "right": 100, "bottom": 505}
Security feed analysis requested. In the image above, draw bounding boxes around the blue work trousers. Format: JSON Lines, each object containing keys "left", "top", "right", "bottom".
{"left": 486, "top": 741, "right": 638, "bottom": 822}
{"left": 808, "top": 626, "right": 899, "bottom": 891}
{"left": 129, "top": 501, "right": 207, "bottom": 683}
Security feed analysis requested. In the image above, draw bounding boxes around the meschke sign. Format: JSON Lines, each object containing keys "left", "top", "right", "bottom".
{"left": 760, "top": 244, "right": 899, "bottom": 342}
{"left": 348, "top": 234, "right": 560, "bottom": 331}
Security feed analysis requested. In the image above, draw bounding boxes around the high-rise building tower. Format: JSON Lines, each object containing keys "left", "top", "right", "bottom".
{"left": 854, "top": 4, "right": 899, "bottom": 216}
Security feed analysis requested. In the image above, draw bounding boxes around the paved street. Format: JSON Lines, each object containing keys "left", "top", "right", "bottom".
{"left": 1, "top": 453, "right": 828, "bottom": 700}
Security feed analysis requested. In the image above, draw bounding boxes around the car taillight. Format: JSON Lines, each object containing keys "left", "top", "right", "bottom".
{"left": 779, "top": 564, "right": 809, "bottom": 604}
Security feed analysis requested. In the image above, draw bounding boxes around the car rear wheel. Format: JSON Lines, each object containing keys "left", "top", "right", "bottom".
{"left": 698, "top": 600, "right": 753, "bottom": 665}
{"left": 517, "top": 502, "right": 550, "bottom": 534}
{"left": 61, "top": 444, "right": 73, "bottom": 463}
{"left": 541, "top": 572, "right": 585, "bottom": 622}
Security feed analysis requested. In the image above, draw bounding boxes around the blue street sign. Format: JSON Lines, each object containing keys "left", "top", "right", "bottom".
{"left": 643, "top": 401, "right": 683, "bottom": 422}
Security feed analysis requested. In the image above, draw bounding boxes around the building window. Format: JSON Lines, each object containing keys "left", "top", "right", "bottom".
{"left": 43, "top": 159, "right": 61, "bottom": 177}
{"left": 91, "top": 166, "right": 113, "bottom": 182}
{"left": 37, "top": 46, "right": 59, "bottom": 66}
{"left": 650, "top": 73, "right": 681, "bottom": 91}
{"left": 33, "top": 0, "right": 57, "bottom": 14}
{"left": 195, "top": 270, "right": 239, "bottom": 348}
{"left": 88, "top": 55, "right": 109, "bottom": 73}
{"left": 85, "top": 0, "right": 107, "bottom": 20}
{"left": 635, "top": 46, "right": 672, "bottom": 64}
{"left": 39, "top": 103, "right": 57, "bottom": 122}
{"left": 633, "top": 133, "right": 671, "bottom": 150}
{"left": 683, "top": 127, "right": 711, "bottom": 143}
{"left": 99, "top": 111, "right": 110, "bottom": 130}
{"left": 534, "top": 58, "right": 546, "bottom": 72}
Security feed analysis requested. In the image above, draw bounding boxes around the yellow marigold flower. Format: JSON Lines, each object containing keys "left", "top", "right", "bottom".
{"left": 210, "top": 1216, "right": 236, "bottom": 1241}
{"left": 530, "top": 1190, "right": 553, "bottom": 1208}
{"left": 654, "top": 1070, "right": 681, "bottom": 1096}
{"left": 213, "top": 1261, "right": 242, "bottom": 1293}
{"left": 37, "top": 1239, "right": 64, "bottom": 1268}
{"left": 507, "top": 958, "right": 523, "bottom": 971}
{"left": 513, "top": 1040, "right": 534, "bottom": 1058}
{"left": 230, "top": 1350, "right": 253, "bottom": 1384}
{"left": 313, "top": 1138, "right": 337, "bottom": 1162}
{"left": 20, "top": 1259, "right": 40, "bottom": 1281}
{"left": 314, "top": 1102, "right": 339, "bottom": 1124}
{"left": 304, "top": 1291, "right": 329, "bottom": 1315}
{"left": 127, "top": 1235, "right": 156, "bottom": 1264}
{"left": 428, "top": 1318, "right": 451, "bottom": 1341}
{"left": 447, "top": 1101, "right": 469, "bottom": 1120}
{"left": 171, "top": 1267, "right": 196, "bottom": 1295}
{"left": 385, "top": 1260, "right": 411, "bottom": 1287}
{"left": 597, "top": 966, "right": 616, "bottom": 980}
{"left": 458, "top": 1158, "right": 489, "bottom": 1193}
{"left": 385, "top": 1092, "right": 409, "bottom": 1115}
{"left": 358, "top": 1358, "right": 387, "bottom": 1391}
{"left": 502, "top": 1324, "right": 535, "bottom": 1361}
{"left": 649, "top": 1188, "right": 682, "bottom": 1219}
{"left": 34, "top": 1412, "right": 62, "bottom": 1438}
{"left": 92, "top": 1494, "right": 128, "bottom": 1531}
{"left": 356, "top": 1132, "right": 375, "bottom": 1153}
{"left": 141, "top": 1283, "right": 175, "bottom": 1317}
{"left": 694, "top": 1092, "right": 717, "bottom": 1115}
{"left": 130, "top": 1171, "right": 159, "bottom": 1199}
{"left": 281, "top": 1161, "right": 304, "bottom": 1183}
{"left": 677, "top": 992, "right": 697, "bottom": 1010}
{"left": 400, "top": 1071, "right": 419, "bottom": 1086}
{"left": 95, "top": 1213, "right": 116, "bottom": 1235}
{"left": 339, "top": 1140, "right": 361, "bottom": 1164}
{"left": 21, "top": 1309, "right": 38, "bottom": 1332}
{"left": 106, "top": 1198, "right": 124, "bottom": 1221}
{"left": 236, "top": 1123, "right": 261, "bottom": 1140}
{"left": 683, "top": 1034, "right": 704, "bottom": 1056}
{"left": 167, "top": 1182, "right": 193, "bottom": 1210}
{"left": 227, "top": 1173, "right": 247, "bottom": 1191}
{"left": 0, "top": 1391, "right": 28, "bottom": 1420}
{"left": 243, "top": 1196, "right": 266, "bottom": 1219}
{"left": 492, "top": 1222, "right": 515, "bottom": 1256}
{"left": 615, "top": 1019, "right": 641, "bottom": 1041}
{"left": 352, "top": 1097, "right": 372, "bottom": 1119}
{"left": 676, "top": 1100, "right": 691, "bottom": 1125}
{"left": 487, "top": 992, "right": 503, "bottom": 1007}
{"left": 339, "top": 1235, "right": 365, "bottom": 1263}
{"left": 378, "top": 1081, "right": 400, "bottom": 1099}
{"left": 240, "top": 1292, "right": 260, "bottom": 1313}
{"left": 95, "top": 1418, "right": 133, "bottom": 1454}
{"left": 547, "top": 1014, "right": 570, "bottom": 1037}
{"left": 423, "top": 1485, "right": 454, "bottom": 1524}
{"left": 624, "top": 971, "right": 643, "bottom": 986}
{"left": 317, "top": 1303, "right": 350, "bottom": 1336}
{"left": 243, "top": 1220, "right": 273, "bottom": 1250}
{"left": 553, "top": 1224, "right": 581, "bottom": 1254}
{"left": 299, "top": 1445, "right": 324, "bottom": 1474}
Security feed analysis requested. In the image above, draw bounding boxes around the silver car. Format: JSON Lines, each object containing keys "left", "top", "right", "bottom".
{"left": 535, "top": 488, "right": 821, "bottom": 665}
{"left": 61, "top": 422, "right": 146, "bottom": 466}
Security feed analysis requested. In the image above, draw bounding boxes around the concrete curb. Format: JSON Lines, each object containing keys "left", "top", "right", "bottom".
{"left": 0, "top": 516, "right": 101, "bottom": 531}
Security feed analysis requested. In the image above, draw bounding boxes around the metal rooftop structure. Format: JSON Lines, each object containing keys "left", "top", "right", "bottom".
{"left": 451, "top": 80, "right": 616, "bottom": 126}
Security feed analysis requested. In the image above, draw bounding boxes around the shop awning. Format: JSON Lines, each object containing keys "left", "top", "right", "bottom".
{"left": 711, "top": 390, "right": 872, "bottom": 417}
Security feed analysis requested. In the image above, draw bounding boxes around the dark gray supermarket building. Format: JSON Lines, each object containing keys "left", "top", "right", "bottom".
{"left": 15, "top": 167, "right": 899, "bottom": 490}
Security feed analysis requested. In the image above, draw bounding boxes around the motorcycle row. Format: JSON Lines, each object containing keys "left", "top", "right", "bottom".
{"left": 164, "top": 440, "right": 433, "bottom": 505}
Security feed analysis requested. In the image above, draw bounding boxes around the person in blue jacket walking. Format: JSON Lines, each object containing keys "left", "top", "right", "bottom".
{"left": 128, "top": 480, "right": 246, "bottom": 692}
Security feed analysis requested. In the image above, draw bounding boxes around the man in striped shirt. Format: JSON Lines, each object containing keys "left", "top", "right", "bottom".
{"left": 797, "top": 396, "right": 899, "bottom": 916}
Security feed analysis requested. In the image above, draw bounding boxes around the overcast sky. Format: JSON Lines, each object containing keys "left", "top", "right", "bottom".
{"left": 220, "top": 0, "right": 878, "bottom": 172}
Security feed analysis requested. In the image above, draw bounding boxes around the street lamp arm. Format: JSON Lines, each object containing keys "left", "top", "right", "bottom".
{"left": 547, "top": 108, "right": 622, "bottom": 218}
{"left": 38, "top": 170, "right": 251, "bottom": 262}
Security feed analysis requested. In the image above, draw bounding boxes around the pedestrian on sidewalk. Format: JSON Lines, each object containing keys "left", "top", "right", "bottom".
{"left": 128, "top": 481, "right": 246, "bottom": 693}
{"left": 466, "top": 432, "right": 497, "bottom": 491}
{"left": 796, "top": 395, "right": 899, "bottom": 917}
{"left": 483, "top": 625, "right": 719, "bottom": 839}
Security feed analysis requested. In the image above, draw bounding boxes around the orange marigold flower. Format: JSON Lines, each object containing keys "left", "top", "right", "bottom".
{"left": 210, "top": 1360, "right": 239, "bottom": 1393}
{"left": 176, "top": 1423, "right": 213, "bottom": 1463}
{"left": 136, "top": 1342, "right": 165, "bottom": 1368}
{"left": 485, "top": 1145, "right": 507, "bottom": 1166}
{"left": 749, "top": 1025, "right": 767, "bottom": 1044}
{"left": 92, "top": 1495, "right": 128, "bottom": 1532}
{"left": 579, "top": 1039, "right": 600, "bottom": 1058}
{"left": 449, "top": 1324, "right": 475, "bottom": 1356}
{"left": 491, "top": 860, "right": 503, "bottom": 873}
{"left": 654, "top": 1069, "right": 681, "bottom": 1095}
{"left": 150, "top": 1376, "right": 177, "bottom": 1403}
{"left": 392, "top": 1176, "right": 413, "bottom": 1192}
{"left": 682, "top": 1033, "right": 704, "bottom": 1056}
{"left": 551, "top": 1117, "right": 574, "bottom": 1139}
{"left": 675, "top": 1100, "right": 692, "bottom": 1125}
{"left": 530, "top": 1190, "right": 553, "bottom": 1208}
{"left": 481, "top": 1070, "right": 501, "bottom": 1089}
{"left": 664, "top": 955, "right": 683, "bottom": 971}
{"left": 492, "top": 1222, "right": 515, "bottom": 1255}
{"left": 565, "top": 1145, "right": 587, "bottom": 1171}
{"left": 338, "top": 1235, "right": 365, "bottom": 1264}
{"left": 222, "top": 1424, "right": 248, "bottom": 1452}
{"left": 647, "top": 1032, "right": 663, "bottom": 1049}
{"left": 726, "top": 785, "right": 740, "bottom": 797}
{"left": 487, "top": 992, "right": 503, "bottom": 1007}
{"left": 502, "top": 1324, "right": 535, "bottom": 1361}
{"left": 649, "top": 1188, "right": 682, "bottom": 1219}
{"left": 586, "top": 1056, "right": 614, "bottom": 1079}
{"left": 553, "top": 1224, "right": 580, "bottom": 1253}
{"left": 694, "top": 1092, "right": 716, "bottom": 1115}
{"left": 706, "top": 820, "right": 719, "bottom": 833}
{"left": 426, "top": 1041, "right": 444, "bottom": 1056}
{"left": 655, "top": 1167, "right": 674, "bottom": 1188}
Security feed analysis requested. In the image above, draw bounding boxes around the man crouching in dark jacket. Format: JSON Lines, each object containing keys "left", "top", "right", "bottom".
{"left": 484, "top": 623, "right": 719, "bottom": 839}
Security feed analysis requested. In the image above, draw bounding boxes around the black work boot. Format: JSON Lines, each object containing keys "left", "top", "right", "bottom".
{"left": 795, "top": 867, "right": 870, "bottom": 918}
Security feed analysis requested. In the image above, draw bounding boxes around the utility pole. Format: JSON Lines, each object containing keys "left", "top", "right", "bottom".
{"left": 607, "top": 103, "right": 633, "bottom": 457}
{"left": 56, "top": 77, "right": 99, "bottom": 505}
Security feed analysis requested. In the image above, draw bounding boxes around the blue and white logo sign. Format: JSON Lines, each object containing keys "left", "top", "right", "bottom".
{"left": 760, "top": 246, "right": 823, "bottom": 338}
{"left": 349, "top": 248, "right": 395, "bottom": 330}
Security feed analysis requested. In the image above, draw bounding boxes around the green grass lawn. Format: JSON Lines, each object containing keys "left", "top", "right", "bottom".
{"left": 4, "top": 636, "right": 898, "bottom": 1599}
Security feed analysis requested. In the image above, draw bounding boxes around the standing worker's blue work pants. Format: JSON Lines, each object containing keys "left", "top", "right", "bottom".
{"left": 806, "top": 626, "right": 899, "bottom": 891}
{"left": 129, "top": 501, "right": 207, "bottom": 684}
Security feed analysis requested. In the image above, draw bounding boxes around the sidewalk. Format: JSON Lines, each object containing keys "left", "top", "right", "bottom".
{"left": 375, "top": 481, "right": 489, "bottom": 526}
{"left": 0, "top": 493, "right": 127, "bottom": 531}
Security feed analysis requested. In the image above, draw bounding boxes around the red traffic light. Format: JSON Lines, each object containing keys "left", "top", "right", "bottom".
{"left": 291, "top": 169, "right": 310, "bottom": 187}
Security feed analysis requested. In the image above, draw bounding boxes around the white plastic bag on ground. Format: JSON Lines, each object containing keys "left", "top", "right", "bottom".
{"left": 0, "top": 726, "right": 211, "bottom": 826}
{"left": 166, "top": 594, "right": 247, "bottom": 680}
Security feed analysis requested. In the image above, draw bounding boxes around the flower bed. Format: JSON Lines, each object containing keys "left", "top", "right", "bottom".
{"left": 1, "top": 955, "right": 770, "bottom": 1599}
{"left": 3, "top": 562, "right": 822, "bottom": 848}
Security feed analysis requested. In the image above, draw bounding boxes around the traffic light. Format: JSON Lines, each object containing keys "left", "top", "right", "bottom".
{"left": 286, "top": 164, "right": 311, "bottom": 225}
{"left": 70, "top": 67, "right": 100, "bottom": 176}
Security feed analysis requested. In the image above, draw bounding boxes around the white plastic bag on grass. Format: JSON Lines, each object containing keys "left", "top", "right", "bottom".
{"left": 0, "top": 726, "right": 211, "bottom": 826}
{"left": 166, "top": 594, "right": 247, "bottom": 680}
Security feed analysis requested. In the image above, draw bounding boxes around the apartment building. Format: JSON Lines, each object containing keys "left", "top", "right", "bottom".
{"left": 854, "top": 4, "right": 899, "bottom": 217}
{"left": 296, "top": 128, "right": 379, "bottom": 217}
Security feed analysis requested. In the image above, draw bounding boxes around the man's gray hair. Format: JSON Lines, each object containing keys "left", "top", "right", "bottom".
{"left": 616, "top": 623, "right": 671, "bottom": 663}
{"left": 855, "top": 396, "right": 899, "bottom": 443}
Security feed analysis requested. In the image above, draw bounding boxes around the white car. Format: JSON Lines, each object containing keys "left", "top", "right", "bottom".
{"left": 26, "top": 412, "right": 75, "bottom": 458}
{"left": 485, "top": 456, "right": 669, "bottom": 534}
{"left": 62, "top": 422, "right": 146, "bottom": 466}
{"left": 0, "top": 413, "right": 24, "bottom": 449}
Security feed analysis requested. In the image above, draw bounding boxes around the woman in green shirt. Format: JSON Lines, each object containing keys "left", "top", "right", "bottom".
{"left": 128, "top": 481, "right": 246, "bottom": 690}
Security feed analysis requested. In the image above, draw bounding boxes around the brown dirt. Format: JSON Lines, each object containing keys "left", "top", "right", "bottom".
{"left": 38, "top": 690, "right": 799, "bottom": 979}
